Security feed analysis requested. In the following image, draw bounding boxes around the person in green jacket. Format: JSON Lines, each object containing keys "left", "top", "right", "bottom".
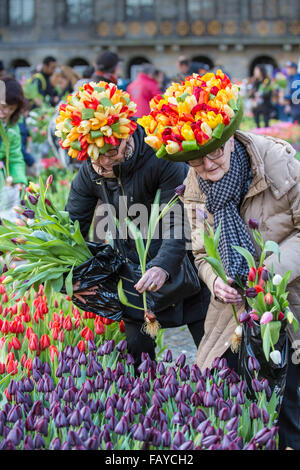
{"left": 0, "top": 76, "right": 27, "bottom": 186}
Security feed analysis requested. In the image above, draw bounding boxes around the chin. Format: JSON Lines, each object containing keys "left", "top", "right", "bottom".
{"left": 207, "top": 170, "right": 225, "bottom": 182}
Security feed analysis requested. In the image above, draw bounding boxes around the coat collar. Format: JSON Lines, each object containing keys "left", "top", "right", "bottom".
{"left": 182, "top": 130, "right": 297, "bottom": 204}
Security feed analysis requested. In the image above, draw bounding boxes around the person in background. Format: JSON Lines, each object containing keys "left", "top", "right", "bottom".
{"left": 91, "top": 50, "right": 122, "bottom": 85}
{"left": 284, "top": 61, "right": 300, "bottom": 123}
{"left": 0, "top": 61, "right": 6, "bottom": 79}
{"left": 31, "top": 56, "right": 59, "bottom": 107}
{"left": 249, "top": 65, "right": 273, "bottom": 128}
{"left": 127, "top": 63, "right": 161, "bottom": 117}
{"left": 154, "top": 68, "right": 170, "bottom": 93}
{"left": 51, "top": 65, "right": 80, "bottom": 99}
{"left": 173, "top": 55, "right": 190, "bottom": 83}
{"left": 0, "top": 76, "right": 27, "bottom": 186}
{"left": 18, "top": 99, "right": 36, "bottom": 175}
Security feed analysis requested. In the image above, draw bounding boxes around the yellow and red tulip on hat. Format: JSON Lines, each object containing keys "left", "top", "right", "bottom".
{"left": 55, "top": 81, "right": 137, "bottom": 161}
{"left": 137, "top": 69, "right": 243, "bottom": 162}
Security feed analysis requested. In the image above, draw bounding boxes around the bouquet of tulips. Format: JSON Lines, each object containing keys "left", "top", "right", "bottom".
{"left": 233, "top": 218, "right": 298, "bottom": 364}
{"left": 137, "top": 69, "right": 243, "bottom": 161}
{"left": 55, "top": 81, "right": 137, "bottom": 162}
{"left": 0, "top": 176, "right": 93, "bottom": 299}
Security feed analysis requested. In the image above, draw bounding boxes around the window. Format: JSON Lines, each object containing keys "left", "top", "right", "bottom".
{"left": 65, "top": 0, "right": 93, "bottom": 24}
{"left": 7, "top": 0, "right": 35, "bottom": 26}
{"left": 126, "top": 0, "right": 154, "bottom": 20}
{"left": 187, "top": 0, "right": 216, "bottom": 20}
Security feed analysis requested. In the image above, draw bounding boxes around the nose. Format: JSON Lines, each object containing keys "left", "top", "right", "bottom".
{"left": 203, "top": 156, "right": 216, "bottom": 170}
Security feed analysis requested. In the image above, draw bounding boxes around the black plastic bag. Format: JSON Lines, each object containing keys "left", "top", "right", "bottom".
{"left": 62, "top": 242, "right": 125, "bottom": 321}
{"left": 238, "top": 319, "right": 288, "bottom": 412}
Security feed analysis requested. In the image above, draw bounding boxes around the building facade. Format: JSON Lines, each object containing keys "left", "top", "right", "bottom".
{"left": 0, "top": 0, "right": 300, "bottom": 79}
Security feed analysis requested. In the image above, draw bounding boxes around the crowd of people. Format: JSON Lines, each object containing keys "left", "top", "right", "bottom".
{"left": 0, "top": 51, "right": 300, "bottom": 450}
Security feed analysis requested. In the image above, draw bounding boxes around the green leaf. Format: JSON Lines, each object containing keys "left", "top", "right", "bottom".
{"left": 125, "top": 217, "right": 146, "bottom": 272}
{"left": 264, "top": 240, "right": 281, "bottom": 262}
{"left": 232, "top": 245, "right": 256, "bottom": 269}
{"left": 269, "top": 321, "right": 281, "bottom": 348}
{"left": 65, "top": 264, "right": 75, "bottom": 298}
{"left": 255, "top": 291, "right": 267, "bottom": 315}
{"left": 100, "top": 97, "right": 113, "bottom": 108}
{"left": 204, "top": 256, "right": 227, "bottom": 282}
{"left": 261, "top": 323, "right": 271, "bottom": 361}
{"left": 117, "top": 279, "right": 144, "bottom": 311}
{"left": 203, "top": 231, "right": 216, "bottom": 258}
{"left": 51, "top": 275, "right": 64, "bottom": 293}
{"left": 212, "top": 123, "right": 225, "bottom": 139}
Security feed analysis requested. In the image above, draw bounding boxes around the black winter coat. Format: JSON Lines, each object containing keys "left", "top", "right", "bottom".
{"left": 66, "top": 124, "right": 210, "bottom": 326}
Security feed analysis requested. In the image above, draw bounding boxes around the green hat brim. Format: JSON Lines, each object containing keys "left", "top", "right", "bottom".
{"left": 160, "top": 96, "right": 244, "bottom": 162}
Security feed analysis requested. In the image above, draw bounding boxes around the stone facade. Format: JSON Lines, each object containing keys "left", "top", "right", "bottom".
{"left": 0, "top": 0, "right": 299, "bottom": 79}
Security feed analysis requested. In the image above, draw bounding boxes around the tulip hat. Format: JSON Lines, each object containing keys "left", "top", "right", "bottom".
{"left": 137, "top": 69, "right": 243, "bottom": 162}
{"left": 55, "top": 81, "right": 137, "bottom": 162}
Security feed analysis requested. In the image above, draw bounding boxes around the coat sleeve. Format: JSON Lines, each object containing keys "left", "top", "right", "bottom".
{"left": 65, "top": 163, "right": 98, "bottom": 238}
{"left": 1, "top": 125, "right": 28, "bottom": 185}
{"left": 146, "top": 159, "right": 188, "bottom": 277}
{"left": 264, "top": 177, "right": 300, "bottom": 284}
{"left": 184, "top": 199, "right": 218, "bottom": 295}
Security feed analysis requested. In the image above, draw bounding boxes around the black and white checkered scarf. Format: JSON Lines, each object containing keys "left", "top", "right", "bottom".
{"left": 197, "top": 139, "right": 255, "bottom": 283}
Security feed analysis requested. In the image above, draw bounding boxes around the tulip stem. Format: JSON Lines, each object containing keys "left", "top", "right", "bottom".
{"left": 231, "top": 304, "right": 239, "bottom": 326}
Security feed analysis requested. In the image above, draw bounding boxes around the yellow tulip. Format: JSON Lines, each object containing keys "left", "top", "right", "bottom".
{"left": 87, "top": 144, "right": 100, "bottom": 160}
{"left": 166, "top": 141, "right": 180, "bottom": 154}
{"left": 201, "top": 122, "right": 213, "bottom": 138}
{"left": 68, "top": 148, "right": 79, "bottom": 159}
{"left": 77, "top": 120, "right": 91, "bottom": 135}
{"left": 144, "top": 135, "right": 161, "bottom": 150}
{"left": 181, "top": 123, "right": 195, "bottom": 141}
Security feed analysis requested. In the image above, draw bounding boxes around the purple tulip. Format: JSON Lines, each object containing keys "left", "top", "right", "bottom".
{"left": 239, "top": 311, "right": 251, "bottom": 323}
{"left": 6, "top": 425, "right": 23, "bottom": 446}
{"left": 196, "top": 208, "right": 208, "bottom": 222}
{"left": 230, "top": 404, "right": 242, "bottom": 417}
{"left": 49, "top": 437, "right": 61, "bottom": 450}
{"left": 261, "top": 409, "right": 270, "bottom": 425}
{"left": 7, "top": 405, "right": 22, "bottom": 423}
{"left": 114, "top": 416, "right": 129, "bottom": 435}
{"left": 219, "top": 407, "right": 230, "bottom": 421}
{"left": 251, "top": 378, "right": 263, "bottom": 393}
{"left": 248, "top": 356, "right": 261, "bottom": 373}
{"left": 55, "top": 410, "right": 68, "bottom": 428}
{"left": 250, "top": 403, "right": 260, "bottom": 420}
{"left": 203, "top": 391, "right": 214, "bottom": 407}
{"left": 248, "top": 218, "right": 259, "bottom": 230}
{"left": 34, "top": 433, "right": 46, "bottom": 449}
{"left": 133, "top": 423, "right": 146, "bottom": 441}
{"left": 178, "top": 402, "right": 192, "bottom": 418}
{"left": 162, "top": 430, "right": 171, "bottom": 447}
{"left": 202, "top": 435, "right": 220, "bottom": 448}
{"left": 163, "top": 349, "right": 173, "bottom": 363}
{"left": 68, "top": 410, "right": 82, "bottom": 427}
{"left": 28, "top": 194, "right": 38, "bottom": 205}
{"left": 245, "top": 288, "right": 258, "bottom": 301}
{"left": 22, "top": 209, "right": 35, "bottom": 219}
{"left": 67, "top": 430, "right": 82, "bottom": 447}
{"left": 23, "top": 435, "right": 34, "bottom": 450}
{"left": 174, "top": 184, "right": 185, "bottom": 196}
{"left": 261, "top": 268, "right": 270, "bottom": 281}
{"left": 34, "top": 417, "right": 49, "bottom": 436}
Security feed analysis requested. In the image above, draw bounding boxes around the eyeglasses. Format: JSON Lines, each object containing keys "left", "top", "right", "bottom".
{"left": 188, "top": 144, "right": 226, "bottom": 167}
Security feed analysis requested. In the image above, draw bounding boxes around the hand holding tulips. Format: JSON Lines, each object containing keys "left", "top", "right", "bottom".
{"left": 213, "top": 276, "right": 243, "bottom": 305}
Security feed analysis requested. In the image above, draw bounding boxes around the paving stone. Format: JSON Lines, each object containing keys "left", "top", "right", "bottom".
{"left": 156, "top": 326, "right": 197, "bottom": 367}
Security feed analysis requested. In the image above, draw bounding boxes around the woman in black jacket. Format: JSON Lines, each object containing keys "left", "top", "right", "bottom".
{"left": 66, "top": 123, "right": 210, "bottom": 366}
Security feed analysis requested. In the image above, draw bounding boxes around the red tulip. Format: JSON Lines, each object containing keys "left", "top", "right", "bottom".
{"left": 119, "top": 320, "right": 126, "bottom": 333}
{"left": 7, "top": 359, "right": 18, "bottom": 375}
{"left": 21, "top": 354, "right": 27, "bottom": 367}
{"left": 95, "top": 319, "right": 105, "bottom": 335}
{"left": 58, "top": 331, "right": 64, "bottom": 343}
{"left": 11, "top": 337, "right": 21, "bottom": 351}
{"left": 80, "top": 326, "right": 94, "bottom": 341}
{"left": 25, "top": 327, "right": 34, "bottom": 340}
{"left": 0, "top": 363, "right": 6, "bottom": 374}
{"left": 39, "top": 334, "right": 50, "bottom": 351}
{"left": 49, "top": 345, "right": 59, "bottom": 362}
{"left": 248, "top": 267, "right": 257, "bottom": 283}
{"left": 254, "top": 285, "right": 265, "bottom": 294}
{"left": 29, "top": 334, "right": 38, "bottom": 351}
{"left": 63, "top": 315, "right": 73, "bottom": 331}
{"left": 77, "top": 340, "right": 86, "bottom": 352}
{"left": 265, "top": 293, "right": 273, "bottom": 306}
{"left": 278, "top": 311, "right": 285, "bottom": 321}
{"left": 52, "top": 327, "right": 59, "bottom": 341}
{"left": 24, "top": 358, "right": 33, "bottom": 371}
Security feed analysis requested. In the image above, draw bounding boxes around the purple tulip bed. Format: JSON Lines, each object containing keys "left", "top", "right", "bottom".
{"left": 0, "top": 337, "right": 279, "bottom": 450}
